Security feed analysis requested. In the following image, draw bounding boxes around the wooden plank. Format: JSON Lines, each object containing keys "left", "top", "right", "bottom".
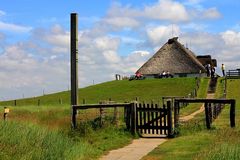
{"left": 143, "top": 103, "right": 147, "bottom": 134}
{"left": 167, "top": 101, "right": 173, "bottom": 137}
{"left": 147, "top": 103, "right": 150, "bottom": 134}
{"left": 151, "top": 103, "right": 155, "bottom": 134}
{"left": 163, "top": 104, "right": 167, "bottom": 135}
{"left": 135, "top": 103, "right": 138, "bottom": 133}
{"left": 155, "top": 104, "right": 159, "bottom": 134}
{"left": 137, "top": 126, "right": 169, "bottom": 130}
{"left": 73, "top": 103, "right": 132, "bottom": 109}
{"left": 160, "top": 105, "right": 163, "bottom": 134}
{"left": 139, "top": 103, "right": 143, "bottom": 134}
{"left": 136, "top": 108, "right": 165, "bottom": 112}
{"left": 130, "top": 103, "right": 137, "bottom": 135}
{"left": 140, "top": 114, "right": 165, "bottom": 126}
{"left": 175, "top": 98, "right": 235, "bottom": 104}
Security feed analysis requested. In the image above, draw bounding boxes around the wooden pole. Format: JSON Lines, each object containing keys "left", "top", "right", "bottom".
{"left": 174, "top": 101, "right": 179, "bottom": 131}
{"left": 167, "top": 100, "right": 173, "bottom": 137}
{"left": 72, "top": 106, "right": 77, "bottom": 128}
{"left": 130, "top": 102, "right": 136, "bottom": 135}
{"left": 204, "top": 103, "right": 211, "bottom": 129}
{"left": 224, "top": 77, "right": 227, "bottom": 98}
{"left": 230, "top": 101, "right": 235, "bottom": 128}
{"left": 71, "top": 13, "right": 78, "bottom": 128}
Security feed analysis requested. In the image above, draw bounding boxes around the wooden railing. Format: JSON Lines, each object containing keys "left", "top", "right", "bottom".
{"left": 174, "top": 98, "right": 236, "bottom": 129}
{"left": 226, "top": 69, "right": 240, "bottom": 78}
{"left": 72, "top": 103, "right": 137, "bottom": 134}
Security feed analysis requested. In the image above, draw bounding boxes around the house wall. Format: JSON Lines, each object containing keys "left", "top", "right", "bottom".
{"left": 143, "top": 73, "right": 207, "bottom": 78}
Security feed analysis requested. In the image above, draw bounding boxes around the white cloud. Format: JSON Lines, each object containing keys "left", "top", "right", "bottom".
{"left": 103, "top": 17, "right": 140, "bottom": 28}
{"left": 102, "top": 50, "right": 121, "bottom": 63}
{"left": 144, "top": 0, "right": 189, "bottom": 22}
{"left": 35, "top": 25, "right": 69, "bottom": 48}
{"left": 202, "top": 7, "right": 221, "bottom": 19}
{"left": 178, "top": 30, "right": 240, "bottom": 71}
{"left": 146, "top": 25, "right": 180, "bottom": 45}
{"left": 221, "top": 30, "right": 240, "bottom": 46}
{"left": 0, "top": 10, "right": 6, "bottom": 16}
{"left": 0, "top": 21, "right": 32, "bottom": 33}
{"left": 94, "top": 36, "right": 120, "bottom": 51}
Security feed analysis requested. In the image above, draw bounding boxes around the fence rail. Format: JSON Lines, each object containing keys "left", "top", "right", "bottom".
{"left": 227, "top": 69, "right": 240, "bottom": 78}
{"left": 175, "top": 98, "right": 235, "bottom": 129}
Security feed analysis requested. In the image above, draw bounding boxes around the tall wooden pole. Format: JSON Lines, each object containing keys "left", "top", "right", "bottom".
{"left": 71, "top": 13, "right": 78, "bottom": 128}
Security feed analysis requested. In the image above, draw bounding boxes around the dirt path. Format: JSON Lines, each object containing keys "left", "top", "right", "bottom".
{"left": 99, "top": 93, "right": 215, "bottom": 160}
{"left": 179, "top": 93, "right": 215, "bottom": 122}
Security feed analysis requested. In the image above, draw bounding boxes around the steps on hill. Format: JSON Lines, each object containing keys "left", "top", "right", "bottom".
{"left": 208, "top": 77, "right": 218, "bottom": 93}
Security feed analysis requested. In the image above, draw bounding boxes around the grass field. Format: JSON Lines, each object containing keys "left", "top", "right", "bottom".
{"left": 0, "top": 78, "right": 197, "bottom": 106}
{"left": 0, "top": 78, "right": 201, "bottom": 160}
{"left": 143, "top": 78, "right": 240, "bottom": 160}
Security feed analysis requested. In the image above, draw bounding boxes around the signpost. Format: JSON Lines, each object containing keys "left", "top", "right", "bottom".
{"left": 3, "top": 107, "right": 9, "bottom": 121}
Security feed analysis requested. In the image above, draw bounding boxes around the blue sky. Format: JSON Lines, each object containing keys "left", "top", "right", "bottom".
{"left": 0, "top": 0, "right": 240, "bottom": 100}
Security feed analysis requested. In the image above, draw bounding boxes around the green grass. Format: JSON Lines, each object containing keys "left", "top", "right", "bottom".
{"left": 0, "top": 78, "right": 200, "bottom": 160}
{"left": 194, "top": 79, "right": 240, "bottom": 159}
{"left": 0, "top": 78, "right": 197, "bottom": 130}
{"left": 0, "top": 121, "right": 133, "bottom": 160}
{"left": 143, "top": 78, "right": 240, "bottom": 160}
{"left": 0, "top": 78, "right": 197, "bottom": 106}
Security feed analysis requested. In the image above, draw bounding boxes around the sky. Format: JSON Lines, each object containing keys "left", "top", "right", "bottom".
{"left": 0, "top": 0, "right": 240, "bottom": 100}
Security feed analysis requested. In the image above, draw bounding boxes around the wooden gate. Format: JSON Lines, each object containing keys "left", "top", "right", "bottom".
{"left": 135, "top": 101, "right": 173, "bottom": 137}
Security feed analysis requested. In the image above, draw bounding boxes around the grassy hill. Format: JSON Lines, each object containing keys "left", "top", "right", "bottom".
{"left": 0, "top": 77, "right": 210, "bottom": 160}
{"left": 1, "top": 78, "right": 197, "bottom": 106}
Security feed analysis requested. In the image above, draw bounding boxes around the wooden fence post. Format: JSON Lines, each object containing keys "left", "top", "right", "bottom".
{"left": 230, "top": 100, "right": 235, "bottom": 128}
{"left": 125, "top": 105, "right": 131, "bottom": 130}
{"left": 167, "top": 100, "right": 173, "bottom": 137}
{"left": 59, "top": 98, "right": 63, "bottom": 104}
{"left": 135, "top": 97, "right": 139, "bottom": 102}
{"left": 223, "top": 77, "right": 227, "bottom": 98}
{"left": 130, "top": 102, "right": 136, "bottom": 135}
{"left": 174, "top": 101, "right": 179, "bottom": 132}
{"left": 71, "top": 106, "right": 77, "bottom": 128}
{"left": 99, "top": 101, "right": 105, "bottom": 126}
{"left": 204, "top": 103, "right": 211, "bottom": 129}
{"left": 14, "top": 100, "right": 17, "bottom": 106}
{"left": 38, "top": 99, "right": 40, "bottom": 106}
{"left": 209, "top": 103, "right": 213, "bottom": 124}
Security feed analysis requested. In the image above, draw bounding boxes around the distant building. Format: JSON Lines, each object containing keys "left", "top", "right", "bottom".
{"left": 136, "top": 37, "right": 217, "bottom": 78}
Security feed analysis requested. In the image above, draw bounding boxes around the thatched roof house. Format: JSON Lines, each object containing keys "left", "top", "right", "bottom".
{"left": 197, "top": 55, "right": 217, "bottom": 67}
{"left": 136, "top": 37, "right": 207, "bottom": 77}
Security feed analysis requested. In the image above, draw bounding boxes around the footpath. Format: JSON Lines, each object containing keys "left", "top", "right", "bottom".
{"left": 100, "top": 83, "right": 216, "bottom": 160}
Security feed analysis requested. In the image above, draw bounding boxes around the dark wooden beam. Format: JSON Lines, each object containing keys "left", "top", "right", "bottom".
{"left": 71, "top": 13, "right": 78, "bottom": 128}
{"left": 175, "top": 98, "right": 235, "bottom": 104}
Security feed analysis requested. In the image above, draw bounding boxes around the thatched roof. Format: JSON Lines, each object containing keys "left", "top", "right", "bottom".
{"left": 137, "top": 37, "right": 206, "bottom": 75}
{"left": 197, "top": 55, "right": 217, "bottom": 67}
